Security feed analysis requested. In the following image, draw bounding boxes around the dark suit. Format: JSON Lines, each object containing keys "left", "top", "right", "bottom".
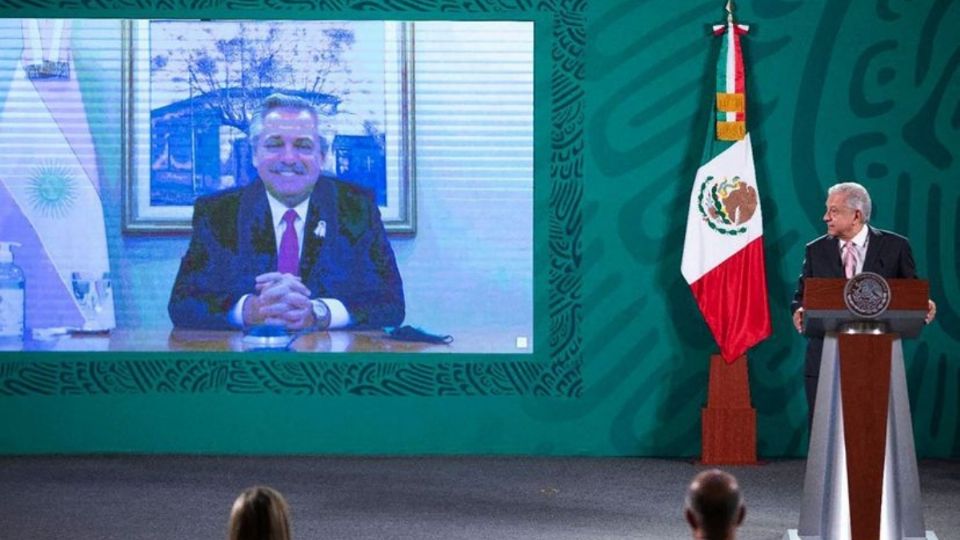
{"left": 791, "top": 226, "right": 916, "bottom": 418}
{"left": 168, "top": 177, "right": 404, "bottom": 330}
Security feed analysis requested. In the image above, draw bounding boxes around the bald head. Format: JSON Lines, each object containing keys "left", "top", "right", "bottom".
{"left": 685, "top": 469, "right": 745, "bottom": 540}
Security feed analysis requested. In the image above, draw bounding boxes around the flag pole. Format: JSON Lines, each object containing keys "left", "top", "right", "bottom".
{"left": 697, "top": 0, "right": 762, "bottom": 465}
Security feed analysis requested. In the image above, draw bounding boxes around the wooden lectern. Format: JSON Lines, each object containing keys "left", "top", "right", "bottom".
{"left": 785, "top": 277, "right": 937, "bottom": 540}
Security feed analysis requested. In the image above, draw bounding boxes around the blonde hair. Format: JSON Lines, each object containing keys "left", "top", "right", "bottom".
{"left": 228, "top": 486, "right": 291, "bottom": 540}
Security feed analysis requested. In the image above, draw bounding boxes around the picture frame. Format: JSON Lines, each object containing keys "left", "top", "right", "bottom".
{"left": 121, "top": 19, "right": 415, "bottom": 234}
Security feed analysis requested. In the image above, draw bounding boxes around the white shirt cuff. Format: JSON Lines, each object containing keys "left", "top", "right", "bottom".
{"left": 322, "top": 298, "right": 351, "bottom": 329}
{"left": 228, "top": 295, "right": 250, "bottom": 328}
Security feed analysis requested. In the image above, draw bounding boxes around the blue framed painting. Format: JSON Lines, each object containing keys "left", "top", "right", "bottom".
{"left": 122, "top": 19, "right": 415, "bottom": 234}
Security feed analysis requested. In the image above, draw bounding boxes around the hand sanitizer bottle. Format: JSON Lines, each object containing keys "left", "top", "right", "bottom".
{"left": 0, "top": 242, "right": 25, "bottom": 340}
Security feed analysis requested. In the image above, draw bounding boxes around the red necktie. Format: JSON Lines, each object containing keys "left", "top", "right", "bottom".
{"left": 278, "top": 209, "right": 300, "bottom": 275}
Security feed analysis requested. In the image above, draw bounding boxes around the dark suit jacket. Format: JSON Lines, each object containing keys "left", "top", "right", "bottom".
{"left": 791, "top": 226, "right": 916, "bottom": 377}
{"left": 168, "top": 177, "right": 404, "bottom": 330}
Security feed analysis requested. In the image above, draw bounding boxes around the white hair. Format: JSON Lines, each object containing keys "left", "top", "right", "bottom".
{"left": 828, "top": 182, "right": 872, "bottom": 223}
{"left": 248, "top": 93, "right": 326, "bottom": 150}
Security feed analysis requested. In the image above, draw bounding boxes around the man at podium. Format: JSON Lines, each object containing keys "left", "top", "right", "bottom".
{"left": 790, "top": 181, "right": 936, "bottom": 422}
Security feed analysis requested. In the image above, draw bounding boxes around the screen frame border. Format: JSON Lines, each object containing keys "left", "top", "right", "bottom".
{"left": 0, "top": 2, "right": 583, "bottom": 400}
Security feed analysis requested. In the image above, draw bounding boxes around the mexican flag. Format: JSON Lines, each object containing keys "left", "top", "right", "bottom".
{"left": 680, "top": 17, "right": 771, "bottom": 363}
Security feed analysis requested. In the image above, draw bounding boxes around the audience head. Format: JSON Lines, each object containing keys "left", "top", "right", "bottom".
{"left": 684, "top": 469, "right": 745, "bottom": 540}
{"left": 228, "top": 485, "right": 291, "bottom": 540}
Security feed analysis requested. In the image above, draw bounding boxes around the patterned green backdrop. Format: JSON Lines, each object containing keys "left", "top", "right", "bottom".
{"left": 0, "top": 0, "right": 957, "bottom": 458}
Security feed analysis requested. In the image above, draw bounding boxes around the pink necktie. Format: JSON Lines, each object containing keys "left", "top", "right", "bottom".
{"left": 277, "top": 209, "right": 300, "bottom": 276}
{"left": 843, "top": 240, "right": 857, "bottom": 279}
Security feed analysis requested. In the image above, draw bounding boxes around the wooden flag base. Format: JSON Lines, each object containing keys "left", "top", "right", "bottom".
{"left": 701, "top": 354, "right": 757, "bottom": 465}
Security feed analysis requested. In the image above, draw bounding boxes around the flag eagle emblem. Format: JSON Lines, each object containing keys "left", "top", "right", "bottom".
{"left": 696, "top": 175, "right": 758, "bottom": 236}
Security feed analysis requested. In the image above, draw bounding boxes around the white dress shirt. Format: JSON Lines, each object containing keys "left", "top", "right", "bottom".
{"left": 228, "top": 191, "right": 351, "bottom": 328}
{"left": 838, "top": 225, "right": 869, "bottom": 276}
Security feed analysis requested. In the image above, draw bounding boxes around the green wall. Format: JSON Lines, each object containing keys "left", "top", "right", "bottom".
{"left": 1, "top": 0, "right": 957, "bottom": 458}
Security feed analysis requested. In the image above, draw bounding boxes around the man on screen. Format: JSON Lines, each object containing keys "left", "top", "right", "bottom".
{"left": 168, "top": 93, "right": 404, "bottom": 331}
{"left": 790, "top": 181, "right": 935, "bottom": 422}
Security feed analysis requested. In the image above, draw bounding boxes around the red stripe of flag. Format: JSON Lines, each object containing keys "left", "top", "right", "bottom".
{"left": 688, "top": 237, "right": 771, "bottom": 363}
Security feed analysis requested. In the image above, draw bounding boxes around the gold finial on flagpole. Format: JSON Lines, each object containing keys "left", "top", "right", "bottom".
{"left": 726, "top": 0, "right": 734, "bottom": 24}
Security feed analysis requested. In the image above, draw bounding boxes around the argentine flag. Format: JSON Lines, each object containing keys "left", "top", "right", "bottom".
{"left": 0, "top": 19, "right": 114, "bottom": 332}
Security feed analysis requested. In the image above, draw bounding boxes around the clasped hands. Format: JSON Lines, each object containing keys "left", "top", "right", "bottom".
{"left": 242, "top": 272, "right": 316, "bottom": 330}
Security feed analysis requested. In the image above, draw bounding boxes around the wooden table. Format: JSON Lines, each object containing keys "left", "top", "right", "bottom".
{"left": 14, "top": 327, "right": 530, "bottom": 354}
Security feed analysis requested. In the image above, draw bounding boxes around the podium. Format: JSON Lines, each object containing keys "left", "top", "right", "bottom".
{"left": 785, "top": 276, "right": 938, "bottom": 540}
